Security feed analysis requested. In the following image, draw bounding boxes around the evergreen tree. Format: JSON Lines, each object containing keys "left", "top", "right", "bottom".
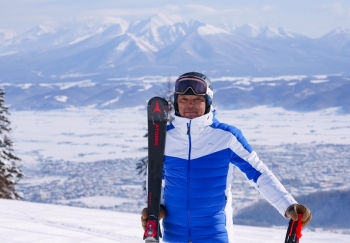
{"left": 0, "top": 87, "right": 23, "bottom": 199}
{"left": 136, "top": 77, "right": 174, "bottom": 193}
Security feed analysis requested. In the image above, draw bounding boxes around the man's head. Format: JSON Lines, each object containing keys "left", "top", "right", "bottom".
{"left": 174, "top": 72, "right": 213, "bottom": 118}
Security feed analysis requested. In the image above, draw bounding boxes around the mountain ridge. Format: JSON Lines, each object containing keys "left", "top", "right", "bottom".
{"left": 2, "top": 74, "right": 350, "bottom": 113}
{"left": 0, "top": 13, "right": 350, "bottom": 81}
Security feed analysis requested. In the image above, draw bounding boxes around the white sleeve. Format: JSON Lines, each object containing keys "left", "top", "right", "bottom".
{"left": 254, "top": 169, "right": 297, "bottom": 217}
{"left": 236, "top": 149, "right": 297, "bottom": 217}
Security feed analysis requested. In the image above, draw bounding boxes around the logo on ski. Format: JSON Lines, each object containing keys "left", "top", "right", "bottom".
{"left": 148, "top": 192, "right": 152, "bottom": 206}
{"left": 152, "top": 101, "right": 162, "bottom": 113}
{"left": 154, "top": 124, "right": 159, "bottom": 146}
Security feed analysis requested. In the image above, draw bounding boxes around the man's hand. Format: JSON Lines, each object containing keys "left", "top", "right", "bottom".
{"left": 285, "top": 204, "right": 312, "bottom": 226}
{"left": 141, "top": 206, "right": 166, "bottom": 230}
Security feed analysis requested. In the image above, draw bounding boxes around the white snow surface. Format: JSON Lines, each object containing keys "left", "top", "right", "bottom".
{"left": 4, "top": 106, "right": 350, "bottom": 242}
{"left": 54, "top": 95, "right": 68, "bottom": 102}
{"left": 11, "top": 106, "right": 350, "bottom": 164}
{"left": 197, "top": 24, "right": 231, "bottom": 35}
{"left": 1, "top": 199, "right": 349, "bottom": 243}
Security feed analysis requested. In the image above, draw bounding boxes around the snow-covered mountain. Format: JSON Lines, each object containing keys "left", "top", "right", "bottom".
{"left": 0, "top": 13, "right": 350, "bottom": 82}
{"left": 3, "top": 74, "right": 350, "bottom": 113}
{"left": 230, "top": 24, "right": 306, "bottom": 39}
{"left": 313, "top": 27, "right": 350, "bottom": 54}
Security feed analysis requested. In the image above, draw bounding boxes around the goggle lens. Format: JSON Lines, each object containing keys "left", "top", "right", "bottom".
{"left": 175, "top": 78, "right": 207, "bottom": 95}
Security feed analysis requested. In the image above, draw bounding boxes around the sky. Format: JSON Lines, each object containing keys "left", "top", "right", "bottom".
{"left": 1, "top": 0, "right": 350, "bottom": 38}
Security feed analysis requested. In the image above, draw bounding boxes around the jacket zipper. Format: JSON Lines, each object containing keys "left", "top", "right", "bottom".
{"left": 187, "top": 121, "right": 192, "bottom": 243}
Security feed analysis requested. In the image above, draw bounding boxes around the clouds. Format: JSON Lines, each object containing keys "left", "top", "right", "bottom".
{"left": 262, "top": 5, "right": 277, "bottom": 12}
{"left": 0, "top": 29, "right": 16, "bottom": 40}
{"left": 0, "top": 1, "right": 350, "bottom": 38}
{"left": 320, "top": 2, "right": 350, "bottom": 18}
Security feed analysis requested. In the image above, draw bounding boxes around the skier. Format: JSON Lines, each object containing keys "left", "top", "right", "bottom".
{"left": 141, "top": 71, "right": 312, "bottom": 243}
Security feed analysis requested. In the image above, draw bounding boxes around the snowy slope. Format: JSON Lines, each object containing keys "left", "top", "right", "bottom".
{"left": 1, "top": 199, "right": 350, "bottom": 243}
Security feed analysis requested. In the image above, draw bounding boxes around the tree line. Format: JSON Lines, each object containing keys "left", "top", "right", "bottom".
{"left": 0, "top": 87, "right": 23, "bottom": 199}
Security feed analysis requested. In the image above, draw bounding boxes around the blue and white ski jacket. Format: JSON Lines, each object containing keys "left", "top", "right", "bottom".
{"left": 161, "top": 109, "right": 297, "bottom": 243}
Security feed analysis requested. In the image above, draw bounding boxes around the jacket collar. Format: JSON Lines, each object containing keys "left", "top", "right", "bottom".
{"left": 171, "top": 108, "right": 214, "bottom": 137}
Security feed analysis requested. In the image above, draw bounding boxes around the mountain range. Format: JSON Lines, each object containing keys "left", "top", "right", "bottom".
{"left": 0, "top": 13, "right": 350, "bottom": 83}
{"left": 2, "top": 74, "right": 350, "bottom": 113}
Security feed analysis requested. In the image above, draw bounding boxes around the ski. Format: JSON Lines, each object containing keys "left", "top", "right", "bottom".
{"left": 284, "top": 214, "right": 303, "bottom": 243}
{"left": 143, "top": 97, "right": 168, "bottom": 243}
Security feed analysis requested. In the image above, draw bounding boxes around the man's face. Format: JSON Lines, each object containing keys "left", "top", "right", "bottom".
{"left": 177, "top": 94, "right": 206, "bottom": 119}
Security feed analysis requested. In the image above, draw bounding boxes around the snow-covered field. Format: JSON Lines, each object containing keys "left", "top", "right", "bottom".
{"left": 1, "top": 199, "right": 350, "bottom": 243}
{"left": 6, "top": 106, "right": 350, "bottom": 241}
{"left": 11, "top": 106, "right": 350, "bottom": 164}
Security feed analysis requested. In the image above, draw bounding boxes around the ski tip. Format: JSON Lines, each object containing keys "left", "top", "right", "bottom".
{"left": 148, "top": 96, "right": 168, "bottom": 106}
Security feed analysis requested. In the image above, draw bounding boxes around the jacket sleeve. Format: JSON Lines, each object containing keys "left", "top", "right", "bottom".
{"left": 246, "top": 151, "right": 297, "bottom": 217}
{"left": 228, "top": 130, "right": 297, "bottom": 217}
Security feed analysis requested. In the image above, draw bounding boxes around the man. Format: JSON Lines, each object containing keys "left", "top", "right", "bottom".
{"left": 141, "top": 72, "right": 312, "bottom": 243}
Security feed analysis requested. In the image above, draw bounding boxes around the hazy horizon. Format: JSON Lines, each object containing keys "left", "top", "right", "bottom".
{"left": 1, "top": 1, "right": 350, "bottom": 38}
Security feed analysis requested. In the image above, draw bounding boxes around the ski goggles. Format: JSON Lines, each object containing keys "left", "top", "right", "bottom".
{"left": 174, "top": 77, "right": 207, "bottom": 95}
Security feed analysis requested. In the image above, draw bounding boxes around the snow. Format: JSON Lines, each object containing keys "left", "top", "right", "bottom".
{"left": 264, "top": 26, "right": 284, "bottom": 38}
{"left": 149, "top": 13, "right": 179, "bottom": 27}
{"left": 38, "top": 80, "right": 96, "bottom": 89}
{"left": 36, "top": 24, "right": 56, "bottom": 35}
{"left": 233, "top": 24, "right": 261, "bottom": 38}
{"left": 231, "top": 24, "right": 300, "bottom": 39}
{"left": 0, "top": 28, "right": 16, "bottom": 40}
{"left": 115, "top": 39, "right": 130, "bottom": 51}
{"left": 197, "top": 24, "right": 231, "bottom": 35}
{"left": 216, "top": 106, "right": 350, "bottom": 145}
{"left": 58, "top": 196, "right": 134, "bottom": 208}
{"left": 310, "top": 79, "right": 329, "bottom": 84}
{"left": 11, "top": 107, "right": 148, "bottom": 163}
{"left": 4, "top": 106, "right": 350, "bottom": 242}
{"left": 101, "top": 97, "right": 120, "bottom": 107}
{"left": 0, "top": 199, "right": 349, "bottom": 243}
{"left": 69, "top": 34, "right": 98, "bottom": 45}
{"left": 54, "top": 95, "right": 68, "bottom": 102}
{"left": 313, "top": 74, "right": 328, "bottom": 79}
{"left": 20, "top": 176, "right": 67, "bottom": 186}
{"left": 250, "top": 75, "right": 307, "bottom": 82}
{"left": 126, "top": 33, "right": 158, "bottom": 52}
{"left": 137, "top": 83, "right": 153, "bottom": 91}
{"left": 134, "top": 39, "right": 158, "bottom": 53}
{"left": 58, "top": 73, "right": 98, "bottom": 79}
{"left": 211, "top": 75, "right": 307, "bottom": 83}
{"left": 136, "top": 13, "right": 181, "bottom": 33}
{"left": 19, "top": 83, "right": 33, "bottom": 89}
{"left": 10, "top": 106, "right": 350, "bottom": 164}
